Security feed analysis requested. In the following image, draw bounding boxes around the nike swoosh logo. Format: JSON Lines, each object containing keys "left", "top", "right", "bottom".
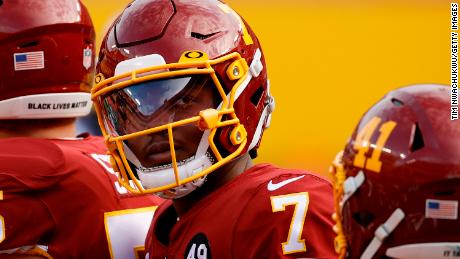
{"left": 267, "top": 175, "right": 305, "bottom": 191}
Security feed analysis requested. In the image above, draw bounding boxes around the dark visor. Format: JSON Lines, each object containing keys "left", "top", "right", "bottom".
{"left": 100, "top": 75, "right": 220, "bottom": 136}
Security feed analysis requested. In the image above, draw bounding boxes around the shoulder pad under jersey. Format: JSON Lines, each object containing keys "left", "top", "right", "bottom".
{"left": 0, "top": 138, "right": 69, "bottom": 192}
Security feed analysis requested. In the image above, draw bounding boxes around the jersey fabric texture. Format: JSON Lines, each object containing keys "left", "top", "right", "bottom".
{"left": 0, "top": 135, "right": 163, "bottom": 258}
{"left": 146, "top": 163, "right": 336, "bottom": 259}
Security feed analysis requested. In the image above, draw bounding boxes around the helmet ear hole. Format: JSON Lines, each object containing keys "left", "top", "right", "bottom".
{"left": 249, "top": 149, "right": 258, "bottom": 159}
{"left": 352, "top": 211, "right": 375, "bottom": 228}
{"left": 410, "top": 123, "right": 425, "bottom": 152}
{"left": 250, "top": 86, "right": 264, "bottom": 107}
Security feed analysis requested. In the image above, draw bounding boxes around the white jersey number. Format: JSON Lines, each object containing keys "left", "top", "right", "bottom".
{"left": 186, "top": 244, "right": 208, "bottom": 259}
{"left": 90, "top": 154, "right": 131, "bottom": 195}
{"left": 104, "top": 206, "right": 157, "bottom": 259}
{"left": 270, "top": 192, "right": 309, "bottom": 255}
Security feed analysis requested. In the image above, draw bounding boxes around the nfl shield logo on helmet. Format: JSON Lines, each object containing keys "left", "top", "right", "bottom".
{"left": 83, "top": 46, "right": 92, "bottom": 70}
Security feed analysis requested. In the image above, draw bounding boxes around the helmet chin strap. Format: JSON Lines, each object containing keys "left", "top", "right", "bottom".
{"left": 136, "top": 151, "right": 214, "bottom": 199}
{"left": 341, "top": 170, "right": 366, "bottom": 208}
{"left": 360, "top": 208, "right": 405, "bottom": 259}
{"left": 155, "top": 129, "right": 213, "bottom": 199}
{"left": 339, "top": 172, "right": 406, "bottom": 259}
{"left": 122, "top": 129, "right": 214, "bottom": 199}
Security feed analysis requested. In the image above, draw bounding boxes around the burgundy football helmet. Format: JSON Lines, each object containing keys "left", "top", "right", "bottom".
{"left": 331, "top": 84, "right": 460, "bottom": 259}
{"left": 0, "top": 0, "right": 95, "bottom": 119}
{"left": 92, "top": 0, "right": 274, "bottom": 197}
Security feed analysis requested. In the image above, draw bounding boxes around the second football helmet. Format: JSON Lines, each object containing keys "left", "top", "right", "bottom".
{"left": 0, "top": 0, "right": 96, "bottom": 119}
{"left": 92, "top": 0, "right": 274, "bottom": 198}
{"left": 331, "top": 84, "right": 460, "bottom": 259}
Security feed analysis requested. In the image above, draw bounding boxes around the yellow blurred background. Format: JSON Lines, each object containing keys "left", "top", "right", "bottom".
{"left": 84, "top": 0, "right": 451, "bottom": 178}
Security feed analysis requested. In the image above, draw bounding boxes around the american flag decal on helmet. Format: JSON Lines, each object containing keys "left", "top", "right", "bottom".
{"left": 425, "top": 199, "right": 458, "bottom": 220}
{"left": 14, "top": 51, "right": 44, "bottom": 71}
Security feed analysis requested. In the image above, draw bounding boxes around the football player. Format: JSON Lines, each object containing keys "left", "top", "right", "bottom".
{"left": 92, "top": 0, "right": 337, "bottom": 258}
{"left": 330, "top": 84, "right": 460, "bottom": 259}
{"left": 0, "top": 1, "right": 162, "bottom": 258}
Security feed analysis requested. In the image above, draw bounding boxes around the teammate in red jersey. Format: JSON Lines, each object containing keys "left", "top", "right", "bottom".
{"left": 92, "top": 0, "right": 336, "bottom": 258}
{"left": 330, "top": 84, "right": 460, "bottom": 259}
{"left": 0, "top": 1, "right": 162, "bottom": 258}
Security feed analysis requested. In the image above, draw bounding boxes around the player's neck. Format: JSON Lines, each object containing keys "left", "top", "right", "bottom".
{"left": 0, "top": 119, "right": 77, "bottom": 139}
{"left": 173, "top": 153, "right": 253, "bottom": 217}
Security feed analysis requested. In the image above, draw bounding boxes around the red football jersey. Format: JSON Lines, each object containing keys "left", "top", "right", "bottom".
{"left": 0, "top": 135, "right": 163, "bottom": 258}
{"left": 146, "top": 164, "right": 336, "bottom": 259}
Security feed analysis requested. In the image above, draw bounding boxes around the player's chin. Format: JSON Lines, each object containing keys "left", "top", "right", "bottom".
{"left": 174, "top": 148, "right": 195, "bottom": 163}
{"left": 141, "top": 148, "right": 191, "bottom": 168}
{"left": 141, "top": 152, "right": 173, "bottom": 168}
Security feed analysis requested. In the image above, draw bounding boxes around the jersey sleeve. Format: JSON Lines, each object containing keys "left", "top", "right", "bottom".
{"left": 0, "top": 139, "right": 65, "bottom": 256}
{"left": 0, "top": 191, "right": 54, "bottom": 256}
{"left": 232, "top": 172, "right": 337, "bottom": 258}
{"left": 0, "top": 138, "right": 69, "bottom": 192}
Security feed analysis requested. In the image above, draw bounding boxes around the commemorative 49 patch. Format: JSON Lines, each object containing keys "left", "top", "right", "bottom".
{"left": 14, "top": 51, "right": 44, "bottom": 71}
{"left": 184, "top": 233, "right": 212, "bottom": 259}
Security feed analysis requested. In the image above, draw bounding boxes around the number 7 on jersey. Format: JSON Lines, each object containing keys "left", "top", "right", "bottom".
{"left": 271, "top": 192, "right": 309, "bottom": 255}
